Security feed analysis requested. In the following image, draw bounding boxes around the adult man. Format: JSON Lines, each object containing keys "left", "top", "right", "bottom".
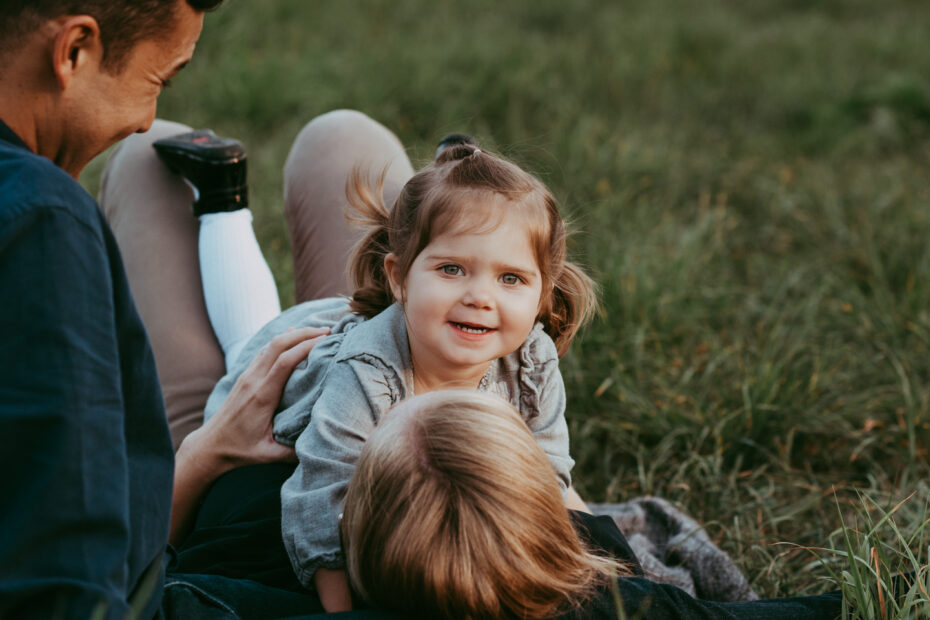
{"left": 0, "top": 2, "right": 227, "bottom": 618}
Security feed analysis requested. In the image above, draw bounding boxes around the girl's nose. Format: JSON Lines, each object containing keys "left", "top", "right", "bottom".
{"left": 462, "top": 281, "right": 494, "bottom": 309}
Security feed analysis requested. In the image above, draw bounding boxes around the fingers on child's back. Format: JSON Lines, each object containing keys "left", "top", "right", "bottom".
{"left": 251, "top": 327, "right": 327, "bottom": 371}
{"left": 273, "top": 326, "right": 328, "bottom": 352}
{"left": 265, "top": 330, "right": 325, "bottom": 381}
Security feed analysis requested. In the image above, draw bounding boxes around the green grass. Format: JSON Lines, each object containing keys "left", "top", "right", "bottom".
{"left": 814, "top": 491, "right": 930, "bottom": 619}
{"left": 82, "top": 0, "right": 930, "bottom": 609}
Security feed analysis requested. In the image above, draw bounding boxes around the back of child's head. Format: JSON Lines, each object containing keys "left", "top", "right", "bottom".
{"left": 341, "top": 390, "right": 621, "bottom": 619}
{"left": 346, "top": 140, "right": 597, "bottom": 356}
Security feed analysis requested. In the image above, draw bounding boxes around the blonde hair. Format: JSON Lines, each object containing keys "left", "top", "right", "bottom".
{"left": 346, "top": 143, "right": 597, "bottom": 357}
{"left": 341, "top": 390, "right": 626, "bottom": 619}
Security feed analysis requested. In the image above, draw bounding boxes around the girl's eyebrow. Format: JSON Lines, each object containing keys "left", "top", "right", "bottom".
{"left": 423, "top": 253, "right": 539, "bottom": 277}
{"left": 420, "top": 252, "right": 466, "bottom": 263}
{"left": 497, "top": 265, "right": 540, "bottom": 280}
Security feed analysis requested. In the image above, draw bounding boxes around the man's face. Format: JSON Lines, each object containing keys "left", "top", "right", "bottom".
{"left": 59, "top": 2, "right": 204, "bottom": 176}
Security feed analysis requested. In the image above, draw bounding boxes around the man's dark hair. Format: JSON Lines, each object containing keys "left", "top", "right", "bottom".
{"left": 0, "top": 0, "right": 223, "bottom": 73}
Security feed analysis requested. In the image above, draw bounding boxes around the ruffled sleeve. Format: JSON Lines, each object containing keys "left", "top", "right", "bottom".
{"left": 279, "top": 353, "right": 404, "bottom": 586}
{"left": 516, "top": 324, "right": 574, "bottom": 490}
{"left": 272, "top": 303, "right": 412, "bottom": 586}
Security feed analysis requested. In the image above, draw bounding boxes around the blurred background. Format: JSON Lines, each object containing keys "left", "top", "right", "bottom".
{"left": 84, "top": 0, "right": 930, "bottom": 598}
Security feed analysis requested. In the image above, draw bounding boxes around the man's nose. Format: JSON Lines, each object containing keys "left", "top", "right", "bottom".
{"left": 136, "top": 104, "right": 158, "bottom": 134}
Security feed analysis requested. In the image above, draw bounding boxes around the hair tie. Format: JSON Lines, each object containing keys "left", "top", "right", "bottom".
{"left": 472, "top": 148, "right": 481, "bottom": 157}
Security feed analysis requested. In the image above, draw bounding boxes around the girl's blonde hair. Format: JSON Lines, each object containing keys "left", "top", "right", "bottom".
{"left": 346, "top": 143, "right": 597, "bottom": 357}
{"left": 341, "top": 390, "right": 627, "bottom": 619}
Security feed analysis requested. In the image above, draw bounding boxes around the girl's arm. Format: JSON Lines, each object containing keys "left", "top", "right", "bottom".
{"left": 279, "top": 358, "right": 392, "bottom": 611}
{"left": 315, "top": 568, "right": 353, "bottom": 612}
{"left": 521, "top": 331, "right": 591, "bottom": 512}
{"left": 521, "top": 332, "right": 574, "bottom": 491}
{"left": 565, "top": 487, "right": 591, "bottom": 513}
{"left": 170, "top": 327, "right": 328, "bottom": 545}
{"left": 532, "top": 372, "right": 591, "bottom": 512}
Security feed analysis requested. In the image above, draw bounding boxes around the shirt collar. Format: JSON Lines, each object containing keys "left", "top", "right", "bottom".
{"left": 0, "top": 118, "right": 31, "bottom": 152}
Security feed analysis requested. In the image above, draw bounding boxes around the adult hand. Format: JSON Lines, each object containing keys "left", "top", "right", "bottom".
{"left": 171, "top": 326, "right": 328, "bottom": 544}
{"left": 193, "top": 326, "right": 329, "bottom": 467}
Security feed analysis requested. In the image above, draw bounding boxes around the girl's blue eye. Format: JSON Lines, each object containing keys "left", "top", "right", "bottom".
{"left": 440, "top": 265, "right": 462, "bottom": 276}
{"left": 501, "top": 273, "right": 522, "bottom": 285}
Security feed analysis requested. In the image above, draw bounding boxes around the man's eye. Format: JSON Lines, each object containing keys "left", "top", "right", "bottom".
{"left": 440, "top": 265, "right": 462, "bottom": 276}
{"left": 501, "top": 273, "right": 522, "bottom": 285}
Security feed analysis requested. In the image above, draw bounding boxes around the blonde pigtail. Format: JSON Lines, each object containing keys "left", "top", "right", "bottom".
{"left": 546, "top": 261, "right": 599, "bottom": 357}
{"left": 346, "top": 166, "right": 396, "bottom": 318}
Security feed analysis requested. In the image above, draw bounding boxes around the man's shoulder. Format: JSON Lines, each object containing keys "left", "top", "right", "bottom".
{"left": 0, "top": 139, "right": 100, "bottom": 231}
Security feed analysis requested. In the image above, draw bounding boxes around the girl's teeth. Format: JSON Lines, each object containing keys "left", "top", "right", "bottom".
{"left": 457, "top": 323, "right": 488, "bottom": 334}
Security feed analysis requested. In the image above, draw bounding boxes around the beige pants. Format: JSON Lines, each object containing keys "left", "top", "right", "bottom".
{"left": 100, "top": 110, "right": 414, "bottom": 449}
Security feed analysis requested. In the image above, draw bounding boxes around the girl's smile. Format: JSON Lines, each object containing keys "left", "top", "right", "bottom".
{"left": 385, "top": 201, "right": 543, "bottom": 393}
{"left": 450, "top": 321, "right": 495, "bottom": 336}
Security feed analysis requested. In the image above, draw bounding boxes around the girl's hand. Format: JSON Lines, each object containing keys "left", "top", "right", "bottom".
{"left": 315, "top": 568, "right": 353, "bottom": 612}
{"left": 171, "top": 326, "right": 328, "bottom": 545}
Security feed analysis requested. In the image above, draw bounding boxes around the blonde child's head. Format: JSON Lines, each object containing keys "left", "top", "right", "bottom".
{"left": 347, "top": 142, "right": 596, "bottom": 357}
{"left": 340, "top": 390, "right": 623, "bottom": 619}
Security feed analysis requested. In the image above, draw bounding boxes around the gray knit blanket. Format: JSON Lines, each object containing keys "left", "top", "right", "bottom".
{"left": 588, "top": 497, "right": 759, "bottom": 602}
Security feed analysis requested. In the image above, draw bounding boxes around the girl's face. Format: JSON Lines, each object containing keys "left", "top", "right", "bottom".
{"left": 385, "top": 203, "right": 543, "bottom": 391}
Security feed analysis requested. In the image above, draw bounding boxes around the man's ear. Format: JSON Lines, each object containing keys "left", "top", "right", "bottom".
{"left": 384, "top": 253, "right": 405, "bottom": 302}
{"left": 51, "top": 16, "right": 103, "bottom": 90}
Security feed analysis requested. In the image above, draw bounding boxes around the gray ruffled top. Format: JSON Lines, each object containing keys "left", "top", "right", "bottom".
{"left": 204, "top": 297, "right": 573, "bottom": 589}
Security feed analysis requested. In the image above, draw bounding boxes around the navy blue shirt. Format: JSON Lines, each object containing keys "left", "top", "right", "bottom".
{"left": 0, "top": 120, "right": 174, "bottom": 619}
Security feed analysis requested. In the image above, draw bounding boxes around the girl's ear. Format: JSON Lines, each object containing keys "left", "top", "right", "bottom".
{"left": 384, "top": 253, "right": 405, "bottom": 302}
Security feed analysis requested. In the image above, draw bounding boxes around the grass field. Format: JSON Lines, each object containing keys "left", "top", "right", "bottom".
{"left": 84, "top": 0, "right": 930, "bottom": 608}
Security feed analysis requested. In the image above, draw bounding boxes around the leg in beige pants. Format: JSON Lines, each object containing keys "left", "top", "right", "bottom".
{"left": 100, "top": 110, "right": 414, "bottom": 449}
{"left": 284, "top": 110, "right": 414, "bottom": 302}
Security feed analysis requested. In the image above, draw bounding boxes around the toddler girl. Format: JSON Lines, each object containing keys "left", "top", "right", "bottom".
{"left": 157, "top": 132, "right": 596, "bottom": 610}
